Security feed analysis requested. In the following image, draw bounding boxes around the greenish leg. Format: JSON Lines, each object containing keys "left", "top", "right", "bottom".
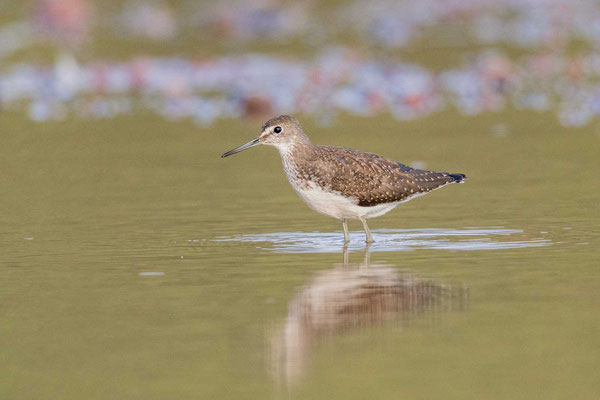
{"left": 360, "top": 217, "right": 374, "bottom": 243}
{"left": 342, "top": 243, "right": 349, "bottom": 265}
{"left": 362, "top": 242, "right": 372, "bottom": 266}
{"left": 342, "top": 219, "right": 350, "bottom": 243}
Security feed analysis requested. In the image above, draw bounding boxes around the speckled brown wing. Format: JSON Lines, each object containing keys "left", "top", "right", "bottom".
{"left": 311, "top": 146, "right": 465, "bottom": 207}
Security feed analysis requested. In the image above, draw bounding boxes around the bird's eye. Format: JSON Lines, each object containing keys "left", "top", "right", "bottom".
{"left": 274, "top": 126, "right": 282, "bottom": 134}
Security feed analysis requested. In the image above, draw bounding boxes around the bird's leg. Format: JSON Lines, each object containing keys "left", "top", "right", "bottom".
{"left": 359, "top": 217, "right": 374, "bottom": 243}
{"left": 362, "top": 242, "right": 372, "bottom": 266}
{"left": 342, "top": 243, "right": 349, "bottom": 265}
{"left": 342, "top": 219, "right": 350, "bottom": 243}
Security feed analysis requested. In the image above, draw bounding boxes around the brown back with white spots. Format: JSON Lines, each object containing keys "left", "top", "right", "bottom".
{"left": 295, "top": 145, "right": 465, "bottom": 207}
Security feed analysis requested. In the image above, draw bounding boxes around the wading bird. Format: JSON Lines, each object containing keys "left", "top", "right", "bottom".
{"left": 222, "top": 115, "right": 466, "bottom": 243}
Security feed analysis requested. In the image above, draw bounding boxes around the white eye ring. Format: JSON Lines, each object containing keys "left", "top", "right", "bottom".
{"left": 273, "top": 126, "right": 282, "bottom": 134}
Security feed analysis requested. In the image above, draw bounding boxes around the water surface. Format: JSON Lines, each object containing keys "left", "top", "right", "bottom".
{"left": 1, "top": 112, "right": 599, "bottom": 399}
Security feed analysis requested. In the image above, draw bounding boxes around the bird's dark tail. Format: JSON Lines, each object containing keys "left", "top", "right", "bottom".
{"left": 449, "top": 173, "right": 467, "bottom": 183}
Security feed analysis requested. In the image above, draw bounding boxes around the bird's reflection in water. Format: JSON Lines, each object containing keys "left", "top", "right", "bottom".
{"left": 268, "top": 245, "right": 468, "bottom": 387}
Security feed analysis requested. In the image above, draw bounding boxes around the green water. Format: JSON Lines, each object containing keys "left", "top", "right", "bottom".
{"left": 1, "top": 111, "right": 599, "bottom": 399}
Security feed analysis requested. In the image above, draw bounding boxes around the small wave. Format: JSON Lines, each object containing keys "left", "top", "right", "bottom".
{"left": 216, "top": 227, "right": 551, "bottom": 253}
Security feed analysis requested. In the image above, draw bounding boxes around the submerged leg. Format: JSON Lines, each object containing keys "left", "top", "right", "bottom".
{"left": 342, "top": 243, "right": 349, "bottom": 265}
{"left": 342, "top": 219, "right": 350, "bottom": 243}
{"left": 359, "top": 217, "right": 374, "bottom": 243}
{"left": 362, "top": 242, "right": 372, "bottom": 266}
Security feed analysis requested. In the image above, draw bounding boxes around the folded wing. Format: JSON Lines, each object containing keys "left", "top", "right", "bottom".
{"left": 312, "top": 146, "right": 463, "bottom": 207}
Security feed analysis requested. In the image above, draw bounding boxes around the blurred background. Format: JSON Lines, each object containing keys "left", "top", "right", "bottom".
{"left": 1, "top": 1, "right": 600, "bottom": 400}
{"left": 3, "top": 0, "right": 600, "bottom": 127}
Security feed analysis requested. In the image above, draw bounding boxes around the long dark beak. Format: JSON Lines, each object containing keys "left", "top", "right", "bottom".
{"left": 221, "top": 137, "right": 260, "bottom": 158}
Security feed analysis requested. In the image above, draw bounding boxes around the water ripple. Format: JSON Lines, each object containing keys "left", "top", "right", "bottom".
{"left": 216, "top": 227, "right": 551, "bottom": 253}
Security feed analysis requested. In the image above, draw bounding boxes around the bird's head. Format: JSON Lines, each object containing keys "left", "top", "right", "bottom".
{"left": 221, "top": 115, "right": 310, "bottom": 158}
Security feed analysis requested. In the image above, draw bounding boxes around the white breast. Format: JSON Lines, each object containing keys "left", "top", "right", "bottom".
{"left": 288, "top": 179, "right": 400, "bottom": 220}
{"left": 280, "top": 148, "right": 402, "bottom": 220}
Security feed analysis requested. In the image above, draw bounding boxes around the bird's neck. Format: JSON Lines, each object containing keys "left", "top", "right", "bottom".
{"left": 275, "top": 134, "right": 314, "bottom": 160}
